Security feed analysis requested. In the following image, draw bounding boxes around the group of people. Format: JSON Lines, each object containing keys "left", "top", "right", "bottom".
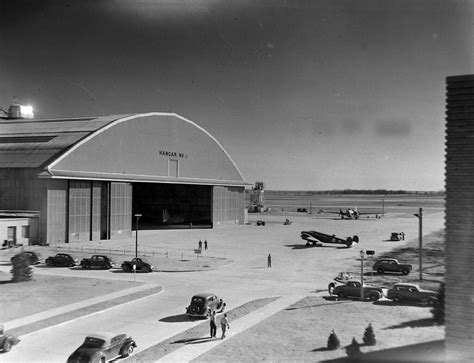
{"left": 198, "top": 239, "right": 208, "bottom": 250}
{"left": 209, "top": 311, "right": 230, "bottom": 339}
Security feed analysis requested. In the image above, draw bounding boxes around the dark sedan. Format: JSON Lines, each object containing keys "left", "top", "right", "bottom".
{"left": 67, "top": 332, "right": 136, "bottom": 363}
{"left": 45, "top": 253, "right": 77, "bottom": 267}
{"left": 80, "top": 255, "right": 115, "bottom": 269}
{"left": 186, "top": 293, "right": 226, "bottom": 318}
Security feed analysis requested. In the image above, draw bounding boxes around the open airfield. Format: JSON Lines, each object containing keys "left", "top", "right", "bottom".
{"left": 0, "top": 195, "right": 445, "bottom": 362}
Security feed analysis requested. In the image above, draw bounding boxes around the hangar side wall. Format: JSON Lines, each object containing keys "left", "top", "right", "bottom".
{"left": 213, "top": 186, "right": 245, "bottom": 225}
{"left": 0, "top": 168, "right": 44, "bottom": 211}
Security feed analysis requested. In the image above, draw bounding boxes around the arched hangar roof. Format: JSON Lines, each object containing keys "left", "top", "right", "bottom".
{"left": 0, "top": 113, "right": 247, "bottom": 186}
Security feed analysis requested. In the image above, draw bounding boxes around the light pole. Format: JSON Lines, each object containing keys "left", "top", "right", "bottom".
{"left": 414, "top": 208, "right": 423, "bottom": 281}
{"left": 134, "top": 214, "right": 142, "bottom": 258}
{"left": 360, "top": 249, "right": 365, "bottom": 300}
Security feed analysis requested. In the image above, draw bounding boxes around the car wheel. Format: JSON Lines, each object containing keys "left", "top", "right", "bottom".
{"left": 122, "top": 344, "right": 134, "bottom": 357}
{"left": 393, "top": 296, "right": 401, "bottom": 303}
{"left": 305, "top": 242, "right": 310, "bottom": 246}
{"left": 102, "top": 263, "right": 109, "bottom": 269}
{"left": 122, "top": 265, "right": 131, "bottom": 272}
{"left": 402, "top": 269, "right": 410, "bottom": 275}
{"left": 368, "top": 293, "right": 379, "bottom": 301}
{"left": 100, "top": 357, "right": 106, "bottom": 363}
{"left": 337, "top": 292, "right": 345, "bottom": 299}
{"left": 143, "top": 265, "right": 151, "bottom": 273}
{"left": 328, "top": 283, "right": 335, "bottom": 295}
{"left": 3, "top": 341, "right": 12, "bottom": 352}
{"left": 190, "top": 305, "right": 199, "bottom": 315}
{"left": 81, "top": 262, "right": 89, "bottom": 269}
{"left": 377, "top": 268, "right": 384, "bottom": 274}
{"left": 46, "top": 260, "right": 52, "bottom": 266}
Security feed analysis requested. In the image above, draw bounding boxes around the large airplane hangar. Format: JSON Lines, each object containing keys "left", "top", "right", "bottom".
{"left": 0, "top": 113, "right": 247, "bottom": 245}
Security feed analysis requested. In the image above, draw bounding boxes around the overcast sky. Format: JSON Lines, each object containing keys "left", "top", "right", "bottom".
{"left": 1, "top": 0, "right": 473, "bottom": 190}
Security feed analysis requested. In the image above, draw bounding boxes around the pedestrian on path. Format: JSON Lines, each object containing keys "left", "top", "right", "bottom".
{"left": 204, "top": 240, "right": 208, "bottom": 250}
{"left": 220, "top": 313, "right": 230, "bottom": 339}
{"left": 198, "top": 240, "right": 202, "bottom": 250}
{"left": 209, "top": 310, "right": 217, "bottom": 338}
{"left": 267, "top": 253, "right": 272, "bottom": 268}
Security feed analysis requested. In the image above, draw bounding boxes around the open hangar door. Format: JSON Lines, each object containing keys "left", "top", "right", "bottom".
{"left": 132, "top": 183, "right": 212, "bottom": 229}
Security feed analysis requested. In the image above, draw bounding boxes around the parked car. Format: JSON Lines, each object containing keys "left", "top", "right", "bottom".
{"left": 10, "top": 251, "right": 41, "bottom": 265}
{"left": 331, "top": 280, "right": 383, "bottom": 301}
{"left": 390, "top": 232, "right": 402, "bottom": 241}
{"left": 67, "top": 332, "right": 136, "bottom": 363}
{"left": 0, "top": 325, "right": 20, "bottom": 353}
{"left": 328, "top": 271, "right": 354, "bottom": 295}
{"left": 186, "top": 293, "right": 226, "bottom": 318}
{"left": 45, "top": 253, "right": 77, "bottom": 267}
{"left": 121, "top": 257, "right": 153, "bottom": 273}
{"left": 386, "top": 283, "right": 437, "bottom": 304}
{"left": 80, "top": 255, "right": 115, "bottom": 269}
{"left": 372, "top": 258, "right": 412, "bottom": 275}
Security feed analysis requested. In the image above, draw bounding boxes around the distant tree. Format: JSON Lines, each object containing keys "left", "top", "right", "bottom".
{"left": 345, "top": 337, "right": 362, "bottom": 357}
{"left": 327, "top": 330, "right": 341, "bottom": 350}
{"left": 362, "top": 323, "right": 376, "bottom": 346}
{"left": 10, "top": 251, "right": 33, "bottom": 282}
{"left": 431, "top": 282, "right": 445, "bottom": 325}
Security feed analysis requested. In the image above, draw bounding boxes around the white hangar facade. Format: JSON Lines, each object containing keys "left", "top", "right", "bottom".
{"left": 0, "top": 113, "right": 248, "bottom": 245}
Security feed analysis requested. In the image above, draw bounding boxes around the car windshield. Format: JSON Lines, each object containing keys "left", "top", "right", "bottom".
{"left": 83, "top": 337, "right": 106, "bottom": 348}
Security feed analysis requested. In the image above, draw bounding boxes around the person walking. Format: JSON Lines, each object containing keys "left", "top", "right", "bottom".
{"left": 220, "top": 313, "right": 230, "bottom": 339}
{"left": 267, "top": 253, "right": 272, "bottom": 268}
{"left": 204, "top": 240, "right": 208, "bottom": 250}
{"left": 209, "top": 310, "right": 217, "bottom": 338}
{"left": 198, "top": 240, "right": 202, "bottom": 250}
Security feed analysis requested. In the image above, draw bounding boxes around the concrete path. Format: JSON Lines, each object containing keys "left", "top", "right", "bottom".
{"left": 156, "top": 294, "right": 305, "bottom": 363}
{"left": 4, "top": 283, "right": 160, "bottom": 331}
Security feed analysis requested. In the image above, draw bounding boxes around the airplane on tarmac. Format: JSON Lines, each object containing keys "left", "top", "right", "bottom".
{"left": 300, "top": 230, "right": 359, "bottom": 248}
{"left": 318, "top": 207, "right": 379, "bottom": 220}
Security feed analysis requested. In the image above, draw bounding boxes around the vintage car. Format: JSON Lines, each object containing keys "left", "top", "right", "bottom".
{"left": 386, "top": 283, "right": 438, "bottom": 304}
{"left": 186, "top": 293, "right": 226, "bottom": 318}
{"left": 328, "top": 272, "right": 354, "bottom": 295}
{"left": 331, "top": 280, "right": 383, "bottom": 301}
{"left": 390, "top": 232, "right": 404, "bottom": 241}
{"left": 121, "top": 257, "right": 154, "bottom": 273}
{"left": 45, "top": 253, "right": 78, "bottom": 267}
{"left": 10, "top": 251, "right": 41, "bottom": 265}
{"left": 80, "top": 255, "right": 115, "bottom": 269}
{"left": 67, "top": 332, "right": 136, "bottom": 363}
{"left": 0, "top": 325, "right": 20, "bottom": 353}
{"left": 372, "top": 258, "right": 412, "bottom": 275}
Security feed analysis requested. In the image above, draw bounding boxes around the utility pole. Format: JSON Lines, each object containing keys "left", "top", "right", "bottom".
{"left": 414, "top": 208, "right": 423, "bottom": 281}
{"left": 360, "top": 250, "right": 365, "bottom": 300}
{"left": 134, "top": 213, "right": 142, "bottom": 258}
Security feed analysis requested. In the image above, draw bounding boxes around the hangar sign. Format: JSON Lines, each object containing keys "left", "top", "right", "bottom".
{"left": 159, "top": 150, "right": 188, "bottom": 158}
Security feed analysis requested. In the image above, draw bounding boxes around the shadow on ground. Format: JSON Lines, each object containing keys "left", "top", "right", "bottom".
{"left": 373, "top": 300, "right": 431, "bottom": 308}
{"left": 384, "top": 318, "right": 437, "bottom": 330}
{"left": 171, "top": 337, "right": 215, "bottom": 345}
{"left": 159, "top": 314, "right": 191, "bottom": 323}
{"left": 321, "top": 339, "right": 445, "bottom": 362}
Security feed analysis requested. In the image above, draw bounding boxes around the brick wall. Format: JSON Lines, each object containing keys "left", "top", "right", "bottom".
{"left": 445, "top": 74, "right": 474, "bottom": 361}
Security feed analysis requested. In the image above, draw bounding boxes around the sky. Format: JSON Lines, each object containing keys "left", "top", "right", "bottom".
{"left": 1, "top": 0, "right": 473, "bottom": 191}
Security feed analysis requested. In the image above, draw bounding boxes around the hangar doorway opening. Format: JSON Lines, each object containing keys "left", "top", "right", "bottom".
{"left": 132, "top": 183, "right": 212, "bottom": 229}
